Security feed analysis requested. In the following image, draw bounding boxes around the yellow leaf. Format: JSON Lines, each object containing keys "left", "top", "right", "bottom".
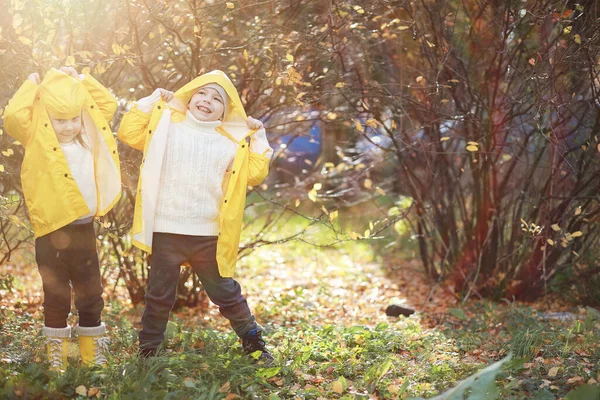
{"left": 574, "top": 207, "right": 581, "bottom": 216}
{"left": 308, "top": 189, "right": 318, "bottom": 202}
{"left": 364, "top": 179, "right": 373, "bottom": 189}
{"left": 397, "top": 26, "right": 410, "bottom": 30}
{"left": 321, "top": 205, "right": 329, "bottom": 215}
{"left": 88, "top": 388, "right": 100, "bottom": 397}
{"left": 18, "top": 36, "right": 32, "bottom": 46}
{"left": 329, "top": 210, "right": 338, "bottom": 222}
{"left": 426, "top": 40, "right": 435, "bottom": 47}
{"left": 12, "top": 14, "right": 23, "bottom": 28}
{"left": 95, "top": 63, "right": 106, "bottom": 74}
{"left": 467, "top": 141, "right": 479, "bottom": 146}
{"left": 520, "top": 218, "right": 528, "bottom": 226}
{"left": 548, "top": 367, "right": 559, "bottom": 378}
{"left": 551, "top": 224, "right": 560, "bottom": 231}
{"left": 502, "top": 154, "right": 512, "bottom": 161}
{"left": 449, "top": 79, "right": 460, "bottom": 83}
{"left": 158, "top": 25, "right": 165, "bottom": 34}
{"left": 440, "top": 136, "right": 450, "bottom": 141}
{"left": 332, "top": 380, "right": 344, "bottom": 394}
{"left": 364, "top": 229, "right": 371, "bottom": 237}
{"left": 547, "top": 239, "right": 555, "bottom": 246}
{"left": 563, "top": 26, "right": 572, "bottom": 34}
{"left": 286, "top": 53, "right": 294, "bottom": 62}
{"left": 353, "top": 5, "right": 365, "bottom": 14}
{"left": 75, "top": 385, "right": 87, "bottom": 396}
{"left": 375, "top": 186, "right": 386, "bottom": 195}
{"left": 571, "top": 231, "right": 583, "bottom": 238}
{"left": 349, "top": 231, "right": 360, "bottom": 241}
{"left": 365, "top": 119, "right": 380, "bottom": 129}
{"left": 243, "top": 49, "right": 248, "bottom": 60}
{"left": 313, "top": 183, "right": 322, "bottom": 190}
{"left": 112, "top": 43, "right": 123, "bottom": 55}
{"left": 82, "top": 66, "right": 91, "bottom": 75}
{"left": 466, "top": 145, "right": 479, "bottom": 152}
{"left": 65, "top": 55, "right": 75, "bottom": 66}
{"left": 0, "top": 165, "right": 4, "bottom": 172}
{"left": 295, "top": 199, "right": 300, "bottom": 207}
{"left": 416, "top": 76, "right": 424, "bottom": 83}
{"left": 335, "top": 82, "right": 345, "bottom": 88}
{"left": 574, "top": 34, "right": 581, "bottom": 44}
{"left": 326, "top": 112, "right": 337, "bottom": 120}
{"left": 352, "top": 119, "right": 364, "bottom": 133}
{"left": 226, "top": 2, "right": 235, "bottom": 9}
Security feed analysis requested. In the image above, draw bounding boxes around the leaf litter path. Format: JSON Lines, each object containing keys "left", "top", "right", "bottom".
{"left": 169, "top": 240, "right": 456, "bottom": 333}
{"left": 0, "top": 238, "right": 454, "bottom": 335}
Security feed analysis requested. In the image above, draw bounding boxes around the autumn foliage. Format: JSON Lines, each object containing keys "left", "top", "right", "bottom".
{"left": 0, "top": 0, "right": 599, "bottom": 305}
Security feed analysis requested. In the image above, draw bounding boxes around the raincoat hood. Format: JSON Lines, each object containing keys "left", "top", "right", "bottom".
{"left": 39, "top": 68, "right": 87, "bottom": 120}
{"left": 171, "top": 70, "right": 247, "bottom": 126}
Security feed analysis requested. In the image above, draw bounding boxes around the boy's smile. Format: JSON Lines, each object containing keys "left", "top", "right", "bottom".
{"left": 187, "top": 86, "right": 225, "bottom": 122}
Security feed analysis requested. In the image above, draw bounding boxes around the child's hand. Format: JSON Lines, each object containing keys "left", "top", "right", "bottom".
{"left": 27, "top": 73, "right": 40, "bottom": 84}
{"left": 246, "top": 116, "right": 264, "bottom": 130}
{"left": 155, "top": 88, "right": 174, "bottom": 102}
{"left": 59, "top": 66, "right": 79, "bottom": 78}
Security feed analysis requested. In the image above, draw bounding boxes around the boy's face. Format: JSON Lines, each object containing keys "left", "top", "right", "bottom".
{"left": 187, "top": 87, "right": 224, "bottom": 122}
{"left": 49, "top": 115, "right": 82, "bottom": 143}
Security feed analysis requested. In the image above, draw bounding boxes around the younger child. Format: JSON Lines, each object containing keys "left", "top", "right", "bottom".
{"left": 118, "top": 70, "right": 274, "bottom": 361}
{"left": 4, "top": 67, "right": 121, "bottom": 370}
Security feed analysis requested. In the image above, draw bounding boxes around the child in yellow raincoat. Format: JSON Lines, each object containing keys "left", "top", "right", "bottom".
{"left": 3, "top": 67, "right": 121, "bottom": 371}
{"left": 118, "top": 70, "right": 274, "bottom": 361}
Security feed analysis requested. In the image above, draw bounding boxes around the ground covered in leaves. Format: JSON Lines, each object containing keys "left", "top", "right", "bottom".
{"left": 0, "top": 226, "right": 599, "bottom": 399}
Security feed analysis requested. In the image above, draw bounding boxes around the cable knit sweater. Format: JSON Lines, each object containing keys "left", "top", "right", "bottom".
{"left": 154, "top": 110, "right": 237, "bottom": 236}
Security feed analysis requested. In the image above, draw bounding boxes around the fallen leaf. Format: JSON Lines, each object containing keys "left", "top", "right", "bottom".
{"left": 548, "top": 367, "right": 559, "bottom": 377}
{"left": 75, "top": 385, "right": 87, "bottom": 396}
{"left": 218, "top": 381, "right": 231, "bottom": 393}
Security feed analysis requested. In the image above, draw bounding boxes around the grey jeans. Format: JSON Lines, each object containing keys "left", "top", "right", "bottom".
{"left": 139, "top": 233, "right": 257, "bottom": 351}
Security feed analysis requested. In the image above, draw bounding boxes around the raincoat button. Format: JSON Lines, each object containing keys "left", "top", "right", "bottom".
{"left": 157, "top": 105, "right": 161, "bottom": 109}
{"left": 241, "top": 145, "right": 245, "bottom": 148}
{"left": 224, "top": 200, "right": 228, "bottom": 203}
{"left": 113, "top": 150, "right": 116, "bottom": 154}
{"left": 232, "top": 171, "right": 236, "bottom": 174}
{"left": 44, "top": 123, "right": 48, "bottom": 127}
{"left": 64, "top": 173, "right": 68, "bottom": 178}
{"left": 148, "top": 130, "right": 152, "bottom": 134}
{"left": 103, "top": 127, "right": 107, "bottom": 130}
{"left": 53, "top": 147, "right": 57, "bottom": 151}
{"left": 90, "top": 105, "right": 94, "bottom": 109}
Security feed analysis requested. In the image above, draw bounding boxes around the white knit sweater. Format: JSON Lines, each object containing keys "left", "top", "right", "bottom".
{"left": 154, "top": 111, "right": 237, "bottom": 236}
{"left": 60, "top": 136, "right": 97, "bottom": 220}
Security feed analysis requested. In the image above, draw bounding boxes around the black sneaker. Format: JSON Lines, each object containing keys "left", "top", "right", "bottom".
{"left": 242, "top": 329, "right": 274, "bottom": 364}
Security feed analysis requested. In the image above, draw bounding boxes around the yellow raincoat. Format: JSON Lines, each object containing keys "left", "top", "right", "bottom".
{"left": 118, "top": 70, "right": 273, "bottom": 277}
{"left": 3, "top": 69, "right": 121, "bottom": 238}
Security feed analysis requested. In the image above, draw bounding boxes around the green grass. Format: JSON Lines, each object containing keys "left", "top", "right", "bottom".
{"left": 0, "top": 218, "right": 599, "bottom": 399}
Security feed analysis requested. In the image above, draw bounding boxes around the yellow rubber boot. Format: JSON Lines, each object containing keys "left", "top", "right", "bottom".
{"left": 43, "top": 326, "right": 71, "bottom": 372}
{"left": 77, "top": 323, "right": 109, "bottom": 366}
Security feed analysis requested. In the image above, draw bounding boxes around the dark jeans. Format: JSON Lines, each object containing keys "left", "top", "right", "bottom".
{"left": 35, "top": 222, "right": 104, "bottom": 328}
{"left": 139, "top": 233, "right": 257, "bottom": 351}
